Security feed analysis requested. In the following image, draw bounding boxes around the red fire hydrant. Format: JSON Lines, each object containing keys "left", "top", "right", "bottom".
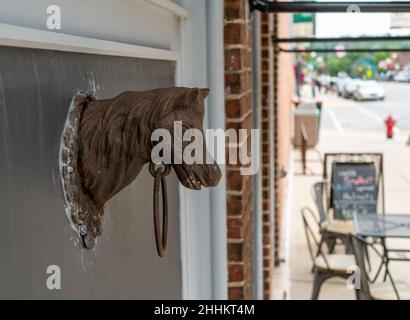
{"left": 385, "top": 115, "right": 396, "bottom": 139}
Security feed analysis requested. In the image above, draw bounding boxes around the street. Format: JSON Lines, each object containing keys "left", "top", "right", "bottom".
{"left": 320, "top": 82, "right": 410, "bottom": 137}
{"left": 277, "top": 82, "right": 410, "bottom": 300}
{"left": 315, "top": 82, "right": 410, "bottom": 214}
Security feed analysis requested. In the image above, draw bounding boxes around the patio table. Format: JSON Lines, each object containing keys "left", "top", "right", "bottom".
{"left": 354, "top": 213, "right": 410, "bottom": 239}
{"left": 353, "top": 213, "right": 410, "bottom": 299}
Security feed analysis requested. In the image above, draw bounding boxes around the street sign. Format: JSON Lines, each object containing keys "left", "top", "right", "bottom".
{"left": 293, "top": 13, "right": 314, "bottom": 23}
{"left": 293, "top": 13, "right": 315, "bottom": 37}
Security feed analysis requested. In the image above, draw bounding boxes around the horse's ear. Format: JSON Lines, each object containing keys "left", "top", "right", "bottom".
{"left": 182, "top": 88, "right": 200, "bottom": 107}
{"left": 182, "top": 88, "right": 209, "bottom": 114}
{"left": 199, "top": 88, "right": 210, "bottom": 101}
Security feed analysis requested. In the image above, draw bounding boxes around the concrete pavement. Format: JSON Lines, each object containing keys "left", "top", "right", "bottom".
{"left": 272, "top": 87, "right": 410, "bottom": 300}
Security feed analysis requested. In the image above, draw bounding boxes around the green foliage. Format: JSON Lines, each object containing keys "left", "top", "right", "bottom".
{"left": 303, "top": 51, "right": 390, "bottom": 78}
{"left": 298, "top": 37, "right": 406, "bottom": 78}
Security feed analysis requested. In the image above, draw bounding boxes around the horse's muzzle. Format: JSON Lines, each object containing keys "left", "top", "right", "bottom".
{"left": 173, "top": 163, "right": 222, "bottom": 190}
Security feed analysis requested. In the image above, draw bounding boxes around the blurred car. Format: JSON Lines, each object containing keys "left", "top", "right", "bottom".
{"left": 342, "top": 79, "right": 361, "bottom": 98}
{"left": 336, "top": 77, "right": 350, "bottom": 96}
{"left": 353, "top": 81, "right": 385, "bottom": 101}
{"left": 329, "top": 77, "right": 338, "bottom": 91}
{"left": 394, "top": 70, "right": 410, "bottom": 82}
{"left": 318, "top": 74, "right": 331, "bottom": 87}
{"left": 337, "top": 71, "right": 348, "bottom": 78}
{"left": 385, "top": 70, "right": 398, "bottom": 81}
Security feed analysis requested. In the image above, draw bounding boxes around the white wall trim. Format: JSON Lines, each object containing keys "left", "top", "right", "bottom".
{"left": 277, "top": 150, "right": 295, "bottom": 300}
{"left": 0, "top": 22, "right": 179, "bottom": 61}
{"left": 176, "top": 15, "right": 191, "bottom": 299}
{"left": 206, "top": 0, "right": 228, "bottom": 300}
{"left": 144, "top": 0, "right": 190, "bottom": 18}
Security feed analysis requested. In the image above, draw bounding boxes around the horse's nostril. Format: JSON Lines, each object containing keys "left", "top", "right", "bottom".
{"left": 207, "top": 165, "right": 222, "bottom": 186}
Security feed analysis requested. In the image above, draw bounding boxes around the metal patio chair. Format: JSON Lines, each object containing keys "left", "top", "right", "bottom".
{"left": 311, "top": 181, "right": 328, "bottom": 225}
{"left": 351, "top": 235, "right": 410, "bottom": 300}
{"left": 312, "top": 181, "right": 353, "bottom": 253}
{"left": 301, "top": 207, "right": 357, "bottom": 300}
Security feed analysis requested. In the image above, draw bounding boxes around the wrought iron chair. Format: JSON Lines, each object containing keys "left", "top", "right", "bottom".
{"left": 311, "top": 181, "right": 353, "bottom": 253}
{"left": 351, "top": 235, "right": 410, "bottom": 300}
{"left": 301, "top": 207, "right": 356, "bottom": 300}
{"left": 311, "top": 181, "right": 328, "bottom": 225}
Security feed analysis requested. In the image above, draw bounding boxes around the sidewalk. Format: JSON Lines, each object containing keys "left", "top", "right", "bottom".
{"left": 273, "top": 90, "right": 410, "bottom": 300}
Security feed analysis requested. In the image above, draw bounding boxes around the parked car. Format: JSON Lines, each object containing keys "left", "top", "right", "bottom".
{"left": 329, "top": 77, "right": 338, "bottom": 92}
{"left": 336, "top": 76, "right": 350, "bottom": 97}
{"left": 394, "top": 70, "right": 410, "bottom": 82}
{"left": 318, "top": 74, "right": 330, "bottom": 87}
{"left": 342, "top": 79, "right": 361, "bottom": 98}
{"left": 353, "top": 81, "right": 385, "bottom": 101}
{"left": 385, "top": 70, "right": 398, "bottom": 81}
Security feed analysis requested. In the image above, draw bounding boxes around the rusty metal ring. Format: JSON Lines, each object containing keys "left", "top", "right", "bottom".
{"left": 150, "top": 162, "right": 170, "bottom": 257}
{"left": 149, "top": 162, "right": 171, "bottom": 177}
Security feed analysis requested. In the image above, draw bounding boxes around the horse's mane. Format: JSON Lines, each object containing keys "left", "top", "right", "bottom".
{"left": 77, "top": 87, "right": 202, "bottom": 206}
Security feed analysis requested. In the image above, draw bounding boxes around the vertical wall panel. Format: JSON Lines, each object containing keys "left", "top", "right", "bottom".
{"left": 0, "top": 46, "right": 181, "bottom": 299}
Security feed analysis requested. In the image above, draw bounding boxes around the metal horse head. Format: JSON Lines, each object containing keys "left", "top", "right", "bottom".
{"left": 60, "top": 88, "right": 222, "bottom": 251}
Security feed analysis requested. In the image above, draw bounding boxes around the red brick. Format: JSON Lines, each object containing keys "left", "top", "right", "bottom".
{"left": 228, "top": 242, "right": 243, "bottom": 262}
{"left": 229, "top": 287, "right": 244, "bottom": 300}
{"left": 263, "top": 257, "right": 271, "bottom": 268}
{"left": 225, "top": 72, "right": 249, "bottom": 95}
{"left": 228, "top": 218, "right": 243, "bottom": 239}
{"left": 263, "top": 232, "right": 272, "bottom": 245}
{"left": 264, "top": 281, "right": 271, "bottom": 292}
{"left": 225, "top": 0, "right": 246, "bottom": 21}
{"left": 229, "top": 264, "right": 245, "bottom": 282}
{"left": 261, "top": 36, "right": 270, "bottom": 47}
{"left": 225, "top": 93, "right": 251, "bottom": 118}
{"left": 226, "top": 169, "right": 252, "bottom": 192}
{"left": 227, "top": 183, "right": 252, "bottom": 216}
{"left": 263, "top": 245, "right": 272, "bottom": 258}
{"left": 226, "top": 112, "right": 253, "bottom": 133}
{"left": 225, "top": 49, "right": 242, "bottom": 71}
{"left": 263, "top": 200, "right": 270, "bottom": 212}
{"left": 225, "top": 23, "right": 247, "bottom": 45}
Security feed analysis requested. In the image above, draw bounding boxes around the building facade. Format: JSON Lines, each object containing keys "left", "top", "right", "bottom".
{"left": 0, "top": 0, "right": 294, "bottom": 299}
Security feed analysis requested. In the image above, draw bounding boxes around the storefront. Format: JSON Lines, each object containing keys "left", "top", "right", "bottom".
{"left": 0, "top": 0, "right": 227, "bottom": 299}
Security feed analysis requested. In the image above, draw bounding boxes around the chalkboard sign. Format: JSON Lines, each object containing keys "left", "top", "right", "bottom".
{"left": 331, "top": 162, "right": 378, "bottom": 220}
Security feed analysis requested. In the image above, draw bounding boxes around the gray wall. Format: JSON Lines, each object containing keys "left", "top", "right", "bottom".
{"left": 0, "top": 46, "right": 181, "bottom": 299}
{"left": 0, "top": 0, "right": 180, "bottom": 50}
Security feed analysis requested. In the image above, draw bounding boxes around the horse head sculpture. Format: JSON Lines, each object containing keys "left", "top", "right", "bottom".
{"left": 60, "top": 87, "right": 221, "bottom": 251}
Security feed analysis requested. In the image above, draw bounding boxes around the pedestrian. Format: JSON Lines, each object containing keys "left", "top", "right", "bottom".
{"left": 294, "top": 60, "right": 303, "bottom": 98}
{"left": 316, "top": 78, "right": 322, "bottom": 94}
{"left": 311, "top": 77, "right": 316, "bottom": 98}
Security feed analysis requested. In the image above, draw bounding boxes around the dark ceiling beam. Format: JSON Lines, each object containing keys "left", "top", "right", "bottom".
{"left": 272, "top": 36, "right": 410, "bottom": 43}
{"left": 250, "top": 1, "right": 410, "bottom": 13}
{"left": 279, "top": 47, "right": 410, "bottom": 53}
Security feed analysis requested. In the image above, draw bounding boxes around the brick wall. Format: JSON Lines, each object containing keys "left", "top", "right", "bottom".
{"left": 273, "top": 9, "right": 296, "bottom": 265}
{"left": 260, "top": 12, "right": 275, "bottom": 300}
{"left": 224, "top": 0, "right": 295, "bottom": 299}
{"left": 224, "top": 0, "right": 254, "bottom": 300}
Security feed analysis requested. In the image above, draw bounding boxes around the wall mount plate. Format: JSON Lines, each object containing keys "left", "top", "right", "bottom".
{"left": 60, "top": 91, "right": 101, "bottom": 249}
